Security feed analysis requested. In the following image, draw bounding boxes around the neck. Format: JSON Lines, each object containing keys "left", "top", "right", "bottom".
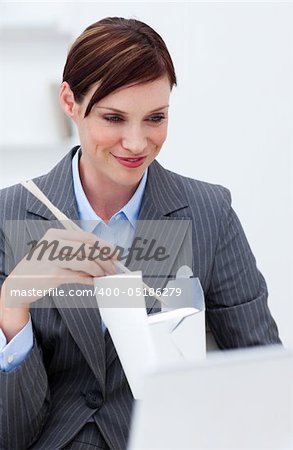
{"left": 79, "top": 159, "right": 139, "bottom": 222}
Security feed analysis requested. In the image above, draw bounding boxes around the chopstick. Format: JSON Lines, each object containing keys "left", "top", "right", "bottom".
{"left": 21, "top": 179, "right": 167, "bottom": 307}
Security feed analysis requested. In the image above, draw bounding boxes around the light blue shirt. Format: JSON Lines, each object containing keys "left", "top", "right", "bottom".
{"left": 0, "top": 319, "right": 33, "bottom": 372}
{"left": 0, "top": 147, "right": 147, "bottom": 372}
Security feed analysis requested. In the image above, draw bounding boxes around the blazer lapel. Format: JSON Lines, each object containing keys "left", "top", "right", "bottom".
{"left": 24, "top": 146, "right": 106, "bottom": 389}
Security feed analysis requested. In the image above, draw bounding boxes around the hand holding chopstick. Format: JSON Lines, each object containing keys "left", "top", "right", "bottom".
{"left": 20, "top": 179, "right": 167, "bottom": 307}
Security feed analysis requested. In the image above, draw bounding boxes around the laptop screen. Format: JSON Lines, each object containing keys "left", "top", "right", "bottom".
{"left": 128, "top": 346, "right": 293, "bottom": 450}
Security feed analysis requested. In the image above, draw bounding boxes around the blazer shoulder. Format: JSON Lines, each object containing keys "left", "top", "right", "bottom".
{"left": 0, "top": 166, "right": 53, "bottom": 223}
{"left": 0, "top": 183, "right": 27, "bottom": 221}
{"left": 163, "top": 167, "right": 232, "bottom": 212}
{"left": 0, "top": 147, "right": 75, "bottom": 221}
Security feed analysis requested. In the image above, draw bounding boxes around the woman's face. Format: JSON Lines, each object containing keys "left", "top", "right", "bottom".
{"left": 66, "top": 76, "right": 171, "bottom": 189}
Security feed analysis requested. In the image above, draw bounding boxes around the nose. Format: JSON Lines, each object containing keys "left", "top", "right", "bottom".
{"left": 121, "top": 124, "right": 148, "bottom": 155}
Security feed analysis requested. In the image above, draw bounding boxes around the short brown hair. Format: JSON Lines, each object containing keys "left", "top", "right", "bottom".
{"left": 62, "top": 17, "right": 177, "bottom": 117}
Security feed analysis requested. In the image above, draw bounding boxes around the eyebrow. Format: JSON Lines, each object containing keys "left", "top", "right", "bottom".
{"left": 94, "top": 105, "right": 169, "bottom": 114}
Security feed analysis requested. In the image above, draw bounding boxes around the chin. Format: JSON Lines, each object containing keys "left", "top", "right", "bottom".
{"left": 114, "top": 171, "right": 143, "bottom": 187}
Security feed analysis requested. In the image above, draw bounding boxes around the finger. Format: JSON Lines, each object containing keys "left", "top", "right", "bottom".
{"left": 58, "top": 270, "right": 95, "bottom": 286}
{"left": 30, "top": 239, "right": 117, "bottom": 275}
{"left": 53, "top": 258, "right": 106, "bottom": 278}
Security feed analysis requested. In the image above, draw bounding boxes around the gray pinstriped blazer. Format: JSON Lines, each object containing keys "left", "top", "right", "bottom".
{"left": 0, "top": 146, "right": 281, "bottom": 449}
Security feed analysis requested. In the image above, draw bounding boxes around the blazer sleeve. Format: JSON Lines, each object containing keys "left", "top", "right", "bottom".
{"left": 0, "top": 227, "right": 51, "bottom": 450}
{"left": 205, "top": 188, "right": 281, "bottom": 349}
{"left": 0, "top": 336, "right": 51, "bottom": 449}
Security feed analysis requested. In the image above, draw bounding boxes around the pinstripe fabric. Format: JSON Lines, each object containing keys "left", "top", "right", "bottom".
{"left": 63, "top": 423, "right": 109, "bottom": 449}
{"left": 0, "top": 146, "right": 281, "bottom": 449}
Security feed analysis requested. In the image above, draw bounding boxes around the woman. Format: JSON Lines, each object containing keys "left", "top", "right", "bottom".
{"left": 0, "top": 17, "right": 280, "bottom": 450}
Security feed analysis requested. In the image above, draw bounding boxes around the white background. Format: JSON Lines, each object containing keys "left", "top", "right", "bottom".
{"left": 0, "top": 1, "right": 292, "bottom": 346}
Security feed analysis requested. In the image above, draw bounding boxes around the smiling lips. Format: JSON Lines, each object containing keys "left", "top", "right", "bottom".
{"left": 112, "top": 155, "right": 147, "bottom": 168}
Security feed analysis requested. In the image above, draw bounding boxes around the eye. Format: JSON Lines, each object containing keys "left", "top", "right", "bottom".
{"left": 148, "top": 115, "right": 166, "bottom": 124}
{"left": 104, "top": 115, "right": 124, "bottom": 123}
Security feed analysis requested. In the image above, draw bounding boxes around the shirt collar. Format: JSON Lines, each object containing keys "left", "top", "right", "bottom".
{"left": 72, "top": 147, "right": 148, "bottom": 232}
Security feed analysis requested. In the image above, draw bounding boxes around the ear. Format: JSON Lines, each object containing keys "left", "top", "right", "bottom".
{"left": 59, "top": 81, "right": 80, "bottom": 119}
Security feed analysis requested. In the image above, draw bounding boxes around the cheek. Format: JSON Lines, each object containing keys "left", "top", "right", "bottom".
{"left": 150, "top": 126, "right": 168, "bottom": 146}
{"left": 90, "top": 126, "right": 122, "bottom": 148}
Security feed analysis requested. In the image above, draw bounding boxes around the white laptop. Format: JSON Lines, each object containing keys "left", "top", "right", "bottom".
{"left": 128, "top": 346, "right": 293, "bottom": 449}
